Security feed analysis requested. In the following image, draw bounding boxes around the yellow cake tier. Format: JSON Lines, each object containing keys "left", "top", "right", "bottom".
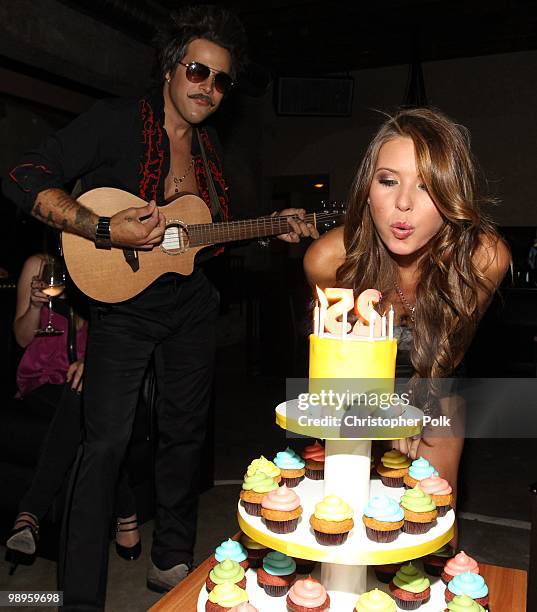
{"left": 309, "top": 334, "right": 397, "bottom": 399}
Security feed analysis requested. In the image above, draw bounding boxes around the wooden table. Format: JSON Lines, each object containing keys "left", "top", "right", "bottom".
{"left": 149, "top": 558, "right": 527, "bottom": 611}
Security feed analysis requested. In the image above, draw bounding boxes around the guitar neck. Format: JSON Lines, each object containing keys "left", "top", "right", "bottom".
{"left": 187, "top": 212, "right": 331, "bottom": 247}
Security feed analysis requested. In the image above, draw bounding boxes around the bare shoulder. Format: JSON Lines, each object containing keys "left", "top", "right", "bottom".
{"left": 304, "top": 226, "right": 346, "bottom": 288}
{"left": 473, "top": 232, "right": 511, "bottom": 288}
{"left": 19, "top": 254, "right": 45, "bottom": 283}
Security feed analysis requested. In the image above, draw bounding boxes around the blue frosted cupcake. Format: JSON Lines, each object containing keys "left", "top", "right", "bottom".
{"left": 403, "top": 457, "right": 438, "bottom": 488}
{"left": 362, "top": 495, "right": 405, "bottom": 543}
{"left": 256, "top": 551, "right": 297, "bottom": 597}
{"left": 273, "top": 448, "right": 305, "bottom": 488}
{"left": 209, "top": 538, "right": 248, "bottom": 570}
{"left": 444, "top": 572, "right": 489, "bottom": 609}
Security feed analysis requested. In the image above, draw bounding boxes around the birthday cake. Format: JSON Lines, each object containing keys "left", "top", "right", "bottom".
{"left": 308, "top": 287, "right": 399, "bottom": 427}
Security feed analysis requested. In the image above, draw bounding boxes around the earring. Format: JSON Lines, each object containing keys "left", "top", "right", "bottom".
{"left": 367, "top": 197, "right": 371, "bottom": 205}
{"left": 166, "top": 76, "right": 171, "bottom": 83}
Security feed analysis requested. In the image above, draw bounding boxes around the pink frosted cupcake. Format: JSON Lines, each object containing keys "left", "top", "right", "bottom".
{"left": 418, "top": 476, "right": 453, "bottom": 517}
{"left": 441, "top": 551, "right": 479, "bottom": 585}
{"left": 286, "top": 577, "right": 330, "bottom": 612}
{"left": 261, "top": 484, "right": 302, "bottom": 534}
{"left": 301, "top": 441, "right": 325, "bottom": 480}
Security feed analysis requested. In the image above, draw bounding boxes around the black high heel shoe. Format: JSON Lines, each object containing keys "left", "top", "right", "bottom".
{"left": 115, "top": 517, "right": 141, "bottom": 561}
{"left": 6, "top": 512, "right": 39, "bottom": 574}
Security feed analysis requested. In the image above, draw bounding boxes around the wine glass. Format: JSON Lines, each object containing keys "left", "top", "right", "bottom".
{"left": 35, "top": 258, "right": 66, "bottom": 336}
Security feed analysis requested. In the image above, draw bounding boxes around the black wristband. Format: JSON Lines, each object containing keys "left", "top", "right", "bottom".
{"left": 95, "top": 216, "right": 112, "bottom": 249}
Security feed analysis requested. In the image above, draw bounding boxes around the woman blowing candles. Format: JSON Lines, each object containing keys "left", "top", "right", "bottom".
{"left": 304, "top": 108, "right": 510, "bottom": 523}
{"left": 7, "top": 253, "right": 140, "bottom": 567}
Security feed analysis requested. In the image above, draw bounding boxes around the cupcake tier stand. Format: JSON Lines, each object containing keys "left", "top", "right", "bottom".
{"left": 197, "top": 399, "right": 455, "bottom": 610}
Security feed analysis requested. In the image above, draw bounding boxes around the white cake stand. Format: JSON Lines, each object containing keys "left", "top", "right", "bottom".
{"left": 197, "top": 401, "right": 455, "bottom": 611}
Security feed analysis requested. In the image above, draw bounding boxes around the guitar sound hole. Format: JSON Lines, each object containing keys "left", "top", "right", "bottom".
{"left": 161, "top": 222, "right": 189, "bottom": 255}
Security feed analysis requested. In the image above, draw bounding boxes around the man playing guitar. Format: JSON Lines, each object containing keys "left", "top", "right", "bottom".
{"left": 3, "top": 5, "right": 318, "bottom": 610}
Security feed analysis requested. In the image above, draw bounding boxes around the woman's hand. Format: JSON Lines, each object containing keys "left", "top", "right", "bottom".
{"left": 66, "top": 360, "right": 84, "bottom": 393}
{"left": 392, "top": 436, "right": 421, "bottom": 459}
{"left": 275, "top": 208, "right": 319, "bottom": 243}
{"left": 29, "top": 275, "right": 49, "bottom": 309}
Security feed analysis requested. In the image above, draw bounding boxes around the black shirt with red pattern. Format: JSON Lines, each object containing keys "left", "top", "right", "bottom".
{"left": 3, "top": 88, "right": 230, "bottom": 222}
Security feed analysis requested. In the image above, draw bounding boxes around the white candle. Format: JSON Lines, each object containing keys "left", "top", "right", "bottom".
{"left": 341, "top": 308, "right": 347, "bottom": 339}
{"left": 381, "top": 313, "right": 386, "bottom": 338}
{"left": 388, "top": 304, "right": 394, "bottom": 340}
{"left": 316, "top": 286, "right": 328, "bottom": 337}
{"left": 313, "top": 301, "right": 320, "bottom": 336}
{"left": 369, "top": 306, "right": 376, "bottom": 339}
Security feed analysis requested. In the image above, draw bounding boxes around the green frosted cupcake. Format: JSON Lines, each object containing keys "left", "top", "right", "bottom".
{"left": 388, "top": 563, "right": 430, "bottom": 610}
{"left": 400, "top": 486, "right": 438, "bottom": 534}
{"left": 206, "top": 559, "right": 246, "bottom": 592}
{"left": 444, "top": 593, "right": 486, "bottom": 611}
{"left": 239, "top": 470, "right": 278, "bottom": 516}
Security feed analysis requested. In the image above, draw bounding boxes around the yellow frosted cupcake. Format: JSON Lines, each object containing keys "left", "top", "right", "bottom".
{"left": 376, "top": 449, "right": 411, "bottom": 488}
{"left": 244, "top": 456, "right": 281, "bottom": 483}
{"left": 354, "top": 588, "right": 396, "bottom": 611}
{"left": 309, "top": 495, "right": 354, "bottom": 545}
{"left": 206, "top": 582, "right": 248, "bottom": 611}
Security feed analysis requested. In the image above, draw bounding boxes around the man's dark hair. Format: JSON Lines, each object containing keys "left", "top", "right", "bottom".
{"left": 155, "top": 5, "right": 248, "bottom": 82}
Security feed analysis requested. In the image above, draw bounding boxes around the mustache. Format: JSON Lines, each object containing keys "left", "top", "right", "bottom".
{"left": 188, "top": 93, "right": 215, "bottom": 107}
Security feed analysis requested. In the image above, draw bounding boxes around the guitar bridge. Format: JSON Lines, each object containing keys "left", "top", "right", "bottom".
{"left": 160, "top": 221, "right": 190, "bottom": 255}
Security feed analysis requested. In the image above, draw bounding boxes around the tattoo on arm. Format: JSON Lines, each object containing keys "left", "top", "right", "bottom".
{"left": 31, "top": 188, "right": 97, "bottom": 239}
{"left": 74, "top": 206, "right": 96, "bottom": 237}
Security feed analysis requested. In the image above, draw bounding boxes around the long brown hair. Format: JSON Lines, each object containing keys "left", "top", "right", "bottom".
{"left": 337, "top": 108, "right": 501, "bottom": 405}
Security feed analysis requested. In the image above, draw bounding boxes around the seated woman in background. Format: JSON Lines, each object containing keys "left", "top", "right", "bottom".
{"left": 304, "top": 107, "right": 510, "bottom": 520}
{"left": 7, "top": 253, "right": 140, "bottom": 566}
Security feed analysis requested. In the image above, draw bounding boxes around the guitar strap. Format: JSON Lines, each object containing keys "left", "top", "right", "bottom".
{"left": 196, "top": 128, "right": 224, "bottom": 222}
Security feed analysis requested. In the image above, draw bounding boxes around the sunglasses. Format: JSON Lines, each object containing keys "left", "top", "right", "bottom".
{"left": 178, "top": 61, "right": 234, "bottom": 95}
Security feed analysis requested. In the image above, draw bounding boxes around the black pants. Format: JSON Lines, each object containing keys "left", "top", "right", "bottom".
{"left": 60, "top": 271, "right": 218, "bottom": 611}
{"left": 20, "top": 384, "right": 135, "bottom": 522}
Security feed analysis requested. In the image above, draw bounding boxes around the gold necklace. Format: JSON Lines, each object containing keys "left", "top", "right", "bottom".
{"left": 394, "top": 281, "right": 415, "bottom": 322}
{"left": 173, "top": 158, "right": 194, "bottom": 192}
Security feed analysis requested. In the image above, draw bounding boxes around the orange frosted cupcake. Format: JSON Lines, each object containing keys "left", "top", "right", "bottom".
{"left": 376, "top": 449, "right": 411, "bottom": 488}
{"left": 261, "top": 484, "right": 303, "bottom": 534}
{"left": 441, "top": 551, "right": 479, "bottom": 585}
{"left": 301, "top": 441, "right": 325, "bottom": 480}
{"left": 418, "top": 476, "right": 453, "bottom": 517}
{"left": 286, "top": 577, "right": 330, "bottom": 612}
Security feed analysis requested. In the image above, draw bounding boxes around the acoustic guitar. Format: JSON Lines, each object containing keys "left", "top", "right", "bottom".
{"left": 62, "top": 187, "right": 344, "bottom": 303}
